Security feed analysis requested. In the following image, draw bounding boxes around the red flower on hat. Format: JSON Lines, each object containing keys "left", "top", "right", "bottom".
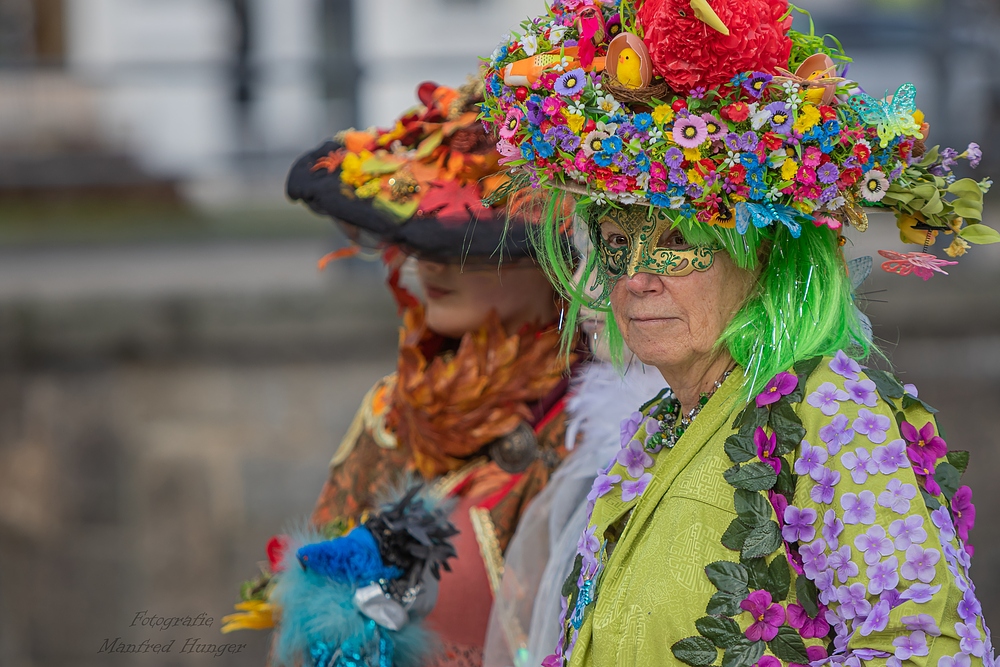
{"left": 266, "top": 535, "right": 289, "bottom": 573}
{"left": 637, "top": 0, "right": 793, "bottom": 92}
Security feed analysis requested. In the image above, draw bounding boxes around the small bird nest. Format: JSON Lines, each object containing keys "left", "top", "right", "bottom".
{"left": 601, "top": 72, "right": 672, "bottom": 107}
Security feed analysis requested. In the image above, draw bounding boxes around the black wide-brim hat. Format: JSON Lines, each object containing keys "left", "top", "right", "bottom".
{"left": 285, "top": 81, "right": 537, "bottom": 264}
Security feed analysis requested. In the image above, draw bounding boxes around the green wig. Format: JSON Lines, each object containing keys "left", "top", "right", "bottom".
{"left": 530, "top": 193, "right": 873, "bottom": 402}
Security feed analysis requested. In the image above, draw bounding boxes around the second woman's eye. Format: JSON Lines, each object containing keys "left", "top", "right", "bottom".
{"left": 657, "top": 228, "right": 691, "bottom": 250}
{"left": 605, "top": 233, "right": 629, "bottom": 248}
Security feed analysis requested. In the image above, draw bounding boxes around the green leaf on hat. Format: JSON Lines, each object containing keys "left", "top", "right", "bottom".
{"left": 960, "top": 223, "right": 1000, "bottom": 244}
{"left": 953, "top": 201, "right": 984, "bottom": 221}
{"left": 948, "top": 178, "right": 985, "bottom": 202}
{"left": 373, "top": 196, "right": 419, "bottom": 221}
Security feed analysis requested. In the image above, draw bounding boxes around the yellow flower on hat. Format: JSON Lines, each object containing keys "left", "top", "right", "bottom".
{"left": 793, "top": 105, "right": 821, "bottom": 133}
{"left": 913, "top": 109, "right": 925, "bottom": 126}
{"left": 781, "top": 158, "right": 800, "bottom": 181}
{"left": 221, "top": 600, "right": 274, "bottom": 633}
{"left": 652, "top": 104, "right": 675, "bottom": 126}
{"left": 683, "top": 147, "right": 702, "bottom": 162}
{"left": 687, "top": 168, "right": 705, "bottom": 185}
{"left": 564, "top": 111, "right": 585, "bottom": 135}
{"left": 340, "top": 150, "right": 376, "bottom": 189}
{"left": 945, "top": 236, "right": 970, "bottom": 257}
{"left": 897, "top": 213, "right": 937, "bottom": 245}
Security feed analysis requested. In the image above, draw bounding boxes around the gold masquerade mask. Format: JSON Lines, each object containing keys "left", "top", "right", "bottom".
{"left": 590, "top": 207, "right": 719, "bottom": 278}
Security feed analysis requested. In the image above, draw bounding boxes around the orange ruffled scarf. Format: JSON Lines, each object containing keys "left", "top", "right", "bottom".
{"left": 386, "top": 306, "right": 570, "bottom": 478}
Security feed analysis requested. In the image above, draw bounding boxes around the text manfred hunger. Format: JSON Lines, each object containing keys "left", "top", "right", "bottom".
{"left": 98, "top": 638, "right": 247, "bottom": 657}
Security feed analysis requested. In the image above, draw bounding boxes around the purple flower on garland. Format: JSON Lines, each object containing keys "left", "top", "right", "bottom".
{"left": 586, "top": 471, "right": 622, "bottom": 502}
{"left": 835, "top": 582, "right": 871, "bottom": 619}
{"left": 844, "top": 378, "right": 878, "bottom": 407}
{"left": 554, "top": 68, "right": 586, "bottom": 96}
{"left": 819, "top": 413, "right": 855, "bottom": 454}
{"left": 743, "top": 72, "right": 773, "bottom": 99}
{"left": 957, "top": 589, "right": 982, "bottom": 622}
{"left": 859, "top": 599, "right": 891, "bottom": 636}
{"left": 901, "top": 544, "right": 940, "bottom": 582}
{"left": 872, "top": 439, "right": 910, "bottom": 474}
{"left": 893, "top": 632, "right": 930, "bottom": 660}
{"left": 754, "top": 427, "right": 781, "bottom": 474}
{"left": 855, "top": 525, "right": 894, "bottom": 565}
{"left": 810, "top": 467, "right": 840, "bottom": 505}
{"left": 878, "top": 478, "right": 917, "bottom": 514}
{"left": 900, "top": 420, "right": 947, "bottom": 462}
{"left": 853, "top": 409, "right": 891, "bottom": 444}
{"left": 621, "top": 472, "right": 652, "bottom": 502}
{"left": 616, "top": 438, "right": 653, "bottom": 479}
{"left": 755, "top": 371, "right": 797, "bottom": 407}
{"left": 866, "top": 555, "right": 900, "bottom": 595}
{"left": 841, "top": 489, "right": 876, "bottom": 524}
{"left": 672, "top": 115, "right": 708, "bottom": 149}
{"left": 787, "top": 602, "right": 830, "bottom": 638}
{"left": 841, "top": 446, "right": 878, "bottom": 484}
{"left": 827, "top": 544, "right": 859, "bottom": 582}
{"left": 689, "top": 86, "right": 707, "bottom": 99}
{"left": 822, "top": 508, "right": 845, "bottom": 547}
{"left": 619, "top": 411, "right": 643, "bottom": 445}
{"left": 794, "top": 440, "right": 828, "bottom": 477}
{"left": 952, "top": 485, "right": 976, "bottom": 542}
{"left": 782, "top": 505, "right": 817, "bottom": 543}
{"left": 807, "top": 381, "right": 849, "bottom": 416}
{"left": 765, "top": 101, "right": 793, "bottom": 134}
{"left": 739, "top": 590, "right": 785, "bottom": 641}
{"left": 890, "top": 515, "right": 927, "bottom": 550}
{"left": 956, "top": 623, "right": 986, "bottom": 657}
{"left": 829, "top": 350, "right": 861, "bottom": 380}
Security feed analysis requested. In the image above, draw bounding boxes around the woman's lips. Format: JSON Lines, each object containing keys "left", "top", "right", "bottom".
{"left": 424, "top": 285, "right": 454, "bottom": 300}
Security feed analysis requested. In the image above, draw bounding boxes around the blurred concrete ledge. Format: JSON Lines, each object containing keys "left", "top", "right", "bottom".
{"left": 0, "top": 240, "right": 401, "bottom": 367}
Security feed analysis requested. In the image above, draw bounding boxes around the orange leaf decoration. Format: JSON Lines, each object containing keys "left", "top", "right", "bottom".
{"left": 386, "top": 306, "right": 569, "bottom": 478}
{"left": 417, "top": 180, "right": 487, "bottom": 224}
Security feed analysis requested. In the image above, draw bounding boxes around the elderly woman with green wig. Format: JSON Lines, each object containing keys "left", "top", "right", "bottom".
{"left": 479, "top": 1, "right": 999, "bottom": 666}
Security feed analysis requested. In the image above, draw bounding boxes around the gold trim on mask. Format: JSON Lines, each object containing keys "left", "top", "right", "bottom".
{"left": 591, "top": 206, "right": 718, "bottom": 278}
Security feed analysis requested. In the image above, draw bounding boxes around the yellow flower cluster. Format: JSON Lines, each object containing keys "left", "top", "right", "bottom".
{"left": 781, "top": 158, "right": 800, "bottom": 181}
{"left": 652, "top": 104, "right": 675, "bottom": 126}
{"left": 793, "top": 104, "right": 821, "bottom": 134}
{"left": 340, "top": 150, "right": 376, "bottom": 189}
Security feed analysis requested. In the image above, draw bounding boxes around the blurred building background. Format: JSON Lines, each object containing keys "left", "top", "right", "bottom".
{"left": 1, "top": 0, "right": 1000, "bottom": 665}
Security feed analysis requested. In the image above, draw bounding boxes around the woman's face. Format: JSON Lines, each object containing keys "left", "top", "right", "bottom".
{"left": 416, "top": 259, "right": 557, "bottom": 338}
{"left": 602, "top": 221, "right": 755, "bottom": 373}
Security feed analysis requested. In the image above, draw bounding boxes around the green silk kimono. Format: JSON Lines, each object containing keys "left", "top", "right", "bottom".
{"left": 552, "top": 353, "right": 991, "bottom": 667}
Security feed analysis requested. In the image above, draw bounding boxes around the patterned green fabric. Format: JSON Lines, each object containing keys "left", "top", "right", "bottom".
{"left": 551, "top": 356, "right": 992, "bottom": 667}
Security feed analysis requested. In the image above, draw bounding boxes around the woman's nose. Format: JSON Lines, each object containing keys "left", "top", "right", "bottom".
{"left": 624, "top": 271, "right": 664, "bottom": 295}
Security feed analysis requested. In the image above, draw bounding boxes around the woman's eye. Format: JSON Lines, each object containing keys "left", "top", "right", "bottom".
{"left": 605, "top": 233, "right": 628, "bottom": 248}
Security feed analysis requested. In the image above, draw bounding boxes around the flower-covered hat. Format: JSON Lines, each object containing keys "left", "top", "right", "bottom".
{"left": 287, "top": 79, "right": 535, "bottom": 262}
{"left": 481, "top": 0, "right": 998, "bottom": 276}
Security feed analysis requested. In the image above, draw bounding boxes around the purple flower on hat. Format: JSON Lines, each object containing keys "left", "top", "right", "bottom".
{"left": 901, "top": 544, "right": 940, "bottom": 583}
{"left": 902, "top": 613, "right": 942, "bottom": 636}
{"left": 841, "top": 489, "right": 876, "bottom": 525}
{"left": 810, "top": 466, "right": 840, "bottom": 505}
{"left": 819, "top": 413, "right": 855, "bottom": 454}
{"left": 668, "top": 168, "right": 688, "bottom": 186}
{"left": 807, "top": 382, "right": 849, "bottom": 416}
{"left": 782, "top": 505, "right": 817, "bottom": 543}
{"left": 577, "top": 524, "right": 600, "bottom": 557}
{"left": 878, "top": 478, "right": 917, "bottom": 514}
{"left": 844, "top": 378, "right": 878, "bottom": 407}
{"left": 866, "top": 555, "right": 900, "bottom": 595}
{"left": 672, "top": 116, "right": 708, "bottom": 149}
{"left": 743, "top": 72, "right": 773, "bottom": 99}
{"left": 957, "top": 622, "right": 987, "bottom": 657}
{"left": 827, "top": 544, "right": 859, "bottom": 582}
{"left": 856, "top": 525, "right": 895, "bottom": 565}
{"left": 756, "top": 371, "right": 798, "bottom": 407}
{"left": 842, "top": 446, "right": 879, "bottom": 484}
{"left": 835, "top": 582, "right": 871, "bottom": 619}
{"left": 616, "top": 438, "right": 653, "bottom": 479}
{"left": 859, "top": 599, "right": 891, "bottom": 636}
{"left": 799, "top": 539, "right": 827, "bottom": 578}
{"left": 765, "top": 101, "right": 793, "bottom": 134}
{"left": 822, "top": 508, "right": 845, "bottom": 548}
{"left": 621, "top": 472, "right": 652, "bottom": 502}
{"left": 794, "top": 440, "right": 828, "bottom": 477}
{"left": 853, "top": 409, "right": 891, "bottom": 444}
{"left": 931, "top": 505, "right": 957, "bottom": 542}
{"left": 893, "top": 631, "right": 929, "bottom": 660}
{"left": 587, "top": 471, "right": 622, "bottom": 502}
{"left": 967, "top": 142, "right": 983, "bottom": 168}
{"left": 739, "top": 590, "right": 785, "bottom": 641}
{"left": 900, "top": 420, "right": 947, "bottom": 463}
{"left": 889, "top": 515, "right": 927, "bottom": 550}
{"left": 938, "top": 654, "right": 973, "bottom": 667}
{"left": 787, "top": 601, "right": 830, "bottom": 638}
{"left": 830, "top": 350, "right": 861, "bottom": 380}
{"left": 900, "top": 582, "right": 941, "bottom": 604}
{"left": 817, "top": 163, "right": 840, "bottom": 184}
{"left": 554, "top": 68, "right": 587, "bottom": 96}
{"left": 872, "top": 439, "right": 910, "bottom": 474}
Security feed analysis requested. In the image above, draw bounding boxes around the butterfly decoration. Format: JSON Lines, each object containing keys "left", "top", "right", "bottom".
{"left": 735, "top": 202, "right": 807, "bottom": 238}
{"left": 878, "top": 249, "right": 958, "bottom": 280}
{"left": 848, "top": 83, "right": 923, "bottom": 148}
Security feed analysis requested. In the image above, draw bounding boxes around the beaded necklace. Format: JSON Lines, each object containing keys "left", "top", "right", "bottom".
{"left": 645, "top": 369, "right": 733, "bottom": 450}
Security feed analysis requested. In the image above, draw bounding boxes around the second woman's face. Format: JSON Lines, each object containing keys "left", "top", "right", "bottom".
{"left": 415, "top": 259, "right": 557, "bottom": 338}
{"left": 603, "top": 222, "right": 755, "bottom": 373}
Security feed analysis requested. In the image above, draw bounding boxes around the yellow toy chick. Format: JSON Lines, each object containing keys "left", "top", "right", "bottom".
{"left": 616, "top": 47, "right": 643, "bottom": 89}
